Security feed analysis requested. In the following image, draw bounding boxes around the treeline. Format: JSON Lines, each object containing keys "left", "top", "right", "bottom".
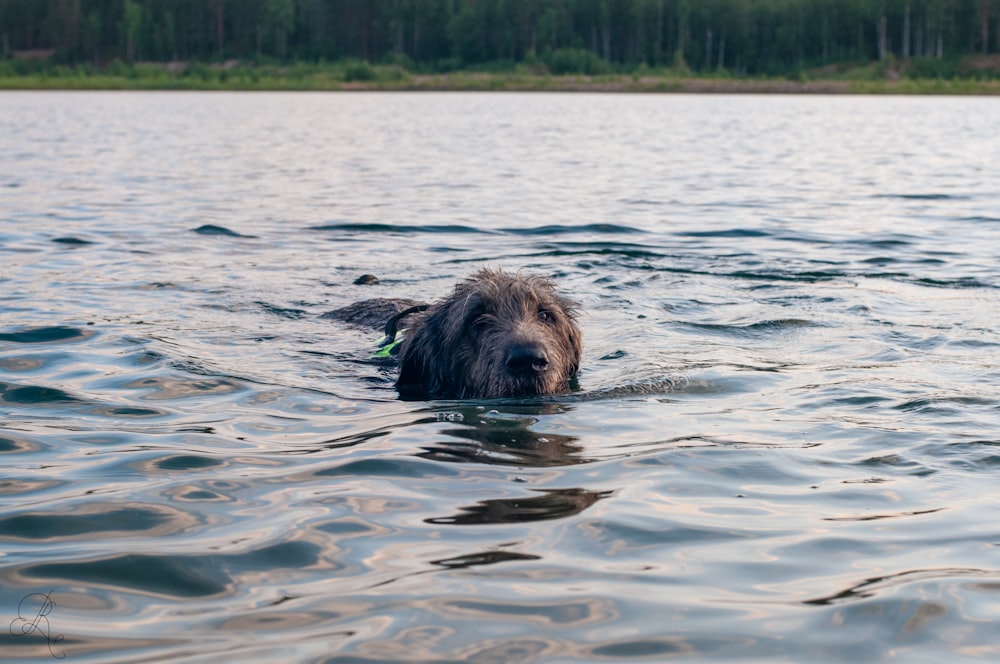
{"left": 3, "top": 0, "right": 999, "bottom": 75}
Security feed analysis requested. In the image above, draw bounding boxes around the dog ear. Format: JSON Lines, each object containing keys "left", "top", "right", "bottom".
{"left": 557, "top": 296, "right": 583, "bottom": 377}
{"left": 396, "top": 317, "right": 433, "bottom": 399}
{"left": 397, "top": 308, "right": 458, "bottom": 399}
{"left": 567, "top": 325, "right": 583, "bottom": 376}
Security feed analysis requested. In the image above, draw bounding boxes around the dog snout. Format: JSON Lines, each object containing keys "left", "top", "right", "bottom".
{"left": 505, "top": 343, "right": 549, "bottom": 375}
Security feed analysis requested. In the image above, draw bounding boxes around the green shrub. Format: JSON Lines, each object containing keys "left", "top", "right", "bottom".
{"left": 906, "top": 56, "right": 959, "bottom": 79}
{"left": 187, "top": 62, "right": 212, "bottom": 81}
{"left": 543, "top": 48, "right": 610, "bottom": 75}
{"left": 432, "top": 57, "right": 463, "bottom": 73}
{"left": 10, "top": 57, "right": 52, "bottom": 76}
{"left": 342, "top": 59, "right": 375, "bottom": 82}
{"left": 105, "top": 59, "right": 131, "bottom": 77}
{"left": 382, "top": 52, "right": 415, "bottom": 71}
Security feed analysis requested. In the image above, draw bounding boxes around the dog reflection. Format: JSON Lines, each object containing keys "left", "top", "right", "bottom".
{"left": 426, "top": 488, "right": 611, "bottom": 526}
{"left": 417, "top": 404, "right": 587, "bottom": 467}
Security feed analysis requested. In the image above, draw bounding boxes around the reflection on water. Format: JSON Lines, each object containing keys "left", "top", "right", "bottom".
{"left": 417, "top": 404, "right": 590, "bottom": 467}
{"left": 1, "top": 91, "right": 999, "bottom": 662}
{"left": 427, "top": 488, "right": 612, "bottom": 525}
{"left": 0, "top": 503, "right": 197, "bottom": 542}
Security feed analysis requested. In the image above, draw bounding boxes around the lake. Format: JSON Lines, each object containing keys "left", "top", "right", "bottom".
{"left": 1, "top": 91, "right": 998, "bottom": 662}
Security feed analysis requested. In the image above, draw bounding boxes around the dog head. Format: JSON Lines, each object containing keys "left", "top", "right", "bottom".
{"left": 397, "top": 269, "right": 582, "bottom": 399}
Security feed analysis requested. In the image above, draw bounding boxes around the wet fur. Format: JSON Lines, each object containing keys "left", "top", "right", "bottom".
{"left": 397, "top": 269, "right": 582, "bottom": 399}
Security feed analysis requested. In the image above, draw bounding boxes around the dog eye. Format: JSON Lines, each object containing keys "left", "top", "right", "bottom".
{"left": 537, "top": 310, "right": 551, "bottom": 322}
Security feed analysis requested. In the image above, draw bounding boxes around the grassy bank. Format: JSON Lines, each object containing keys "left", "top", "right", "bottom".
{"left": 2, "top": 59, "right": 1000, "bottom": 95}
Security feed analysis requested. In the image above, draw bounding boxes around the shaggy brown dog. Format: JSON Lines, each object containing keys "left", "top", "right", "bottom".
{"left": 396, "top": 269, "right": 582, "bottom": 400}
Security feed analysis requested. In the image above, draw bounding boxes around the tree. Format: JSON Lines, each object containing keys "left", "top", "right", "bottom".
{"left": 122, "top": 0, "right": 143, "bottom": 62}
{"left": 264, "top": 0, "right": 294, "bottom": 60}
{"left": 3, "top": 0, "right": 998, "bottom": 75}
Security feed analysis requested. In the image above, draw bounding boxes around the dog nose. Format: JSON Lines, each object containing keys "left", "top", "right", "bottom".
{"left": 506, "top": 344, "right": 549, "bottom": 375}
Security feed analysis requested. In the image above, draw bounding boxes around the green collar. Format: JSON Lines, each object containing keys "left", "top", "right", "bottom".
{"left": 372, "top": 304, "right": 427, "bottom": 360}
{"left": 373, "top": 330, "right": 405, "bottom": 358}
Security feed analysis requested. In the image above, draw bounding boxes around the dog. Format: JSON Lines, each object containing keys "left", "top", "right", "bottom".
{"left": 326, "top": 269, "right": 582, "bottom": 399}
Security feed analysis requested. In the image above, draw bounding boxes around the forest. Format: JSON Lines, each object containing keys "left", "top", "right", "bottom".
{"left": 2, "top": 0, "right": 999, "bottom": 77}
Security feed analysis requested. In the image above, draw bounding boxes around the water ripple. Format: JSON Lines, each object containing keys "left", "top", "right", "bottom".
{"left": 2, "top": 91, "right": 998, "bottom": 663}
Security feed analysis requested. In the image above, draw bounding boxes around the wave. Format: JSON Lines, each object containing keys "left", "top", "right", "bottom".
{"left": 505, "top": 223, "right": 644, "bottom": 235}
{"left": 309, "top": 222, "right": 490, "bottom": 234}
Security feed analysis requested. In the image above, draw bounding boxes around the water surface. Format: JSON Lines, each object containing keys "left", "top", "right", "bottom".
{"left": 1, "top": 91, "right": 999, "bottom": 662}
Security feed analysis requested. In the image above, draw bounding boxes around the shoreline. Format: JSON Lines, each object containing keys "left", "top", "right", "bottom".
{"left": 3, "top": 71, "right": 999, "bottom": 95}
